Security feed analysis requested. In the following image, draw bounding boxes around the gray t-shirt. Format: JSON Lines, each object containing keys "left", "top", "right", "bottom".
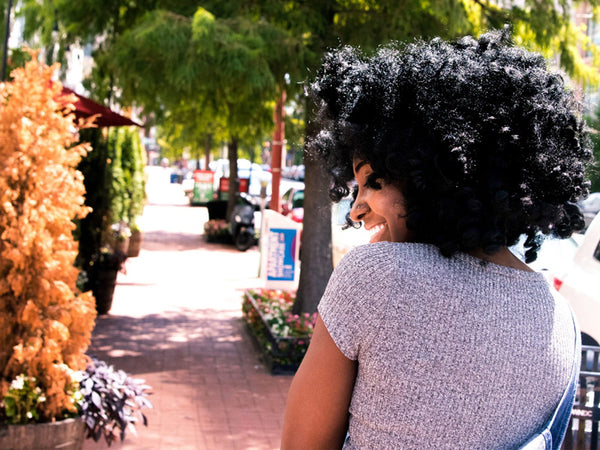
{"left": 318, "top": 242, "right": 576, "bottom": 449}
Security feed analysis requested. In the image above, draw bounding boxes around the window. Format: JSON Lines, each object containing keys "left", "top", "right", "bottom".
{"left": 291, "top": 191, "right": 304, "bottom": 209}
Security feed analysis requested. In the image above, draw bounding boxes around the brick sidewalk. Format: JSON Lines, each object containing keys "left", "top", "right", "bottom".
{"left": 83, "top": 167, "right": 292, "bottom": 449}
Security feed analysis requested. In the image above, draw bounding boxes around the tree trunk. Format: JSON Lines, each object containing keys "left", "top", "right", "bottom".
{"left": 204, "top": 133, "right": 212, "bottom": 170}
{"left": 194, "top": 145, "right": 201, "bottom": 170}
{"left": 226, "top": 137, "right": 239, "bottom": 220}
{"left": 293, "top": 122, "right": 333, "bottom": 314}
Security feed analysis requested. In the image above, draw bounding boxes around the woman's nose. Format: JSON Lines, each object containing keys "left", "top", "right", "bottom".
{"left": 350, "top": 198, "right": 368, "bottom": 222}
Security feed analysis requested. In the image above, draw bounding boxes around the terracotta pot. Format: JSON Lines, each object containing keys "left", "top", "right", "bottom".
{"left": 114, "top": 237, "right": 129, "bottom": 255}
{"left": 0, "top": 417, "right": 85, "bottom": 450}
{"left": 128, "top": 230, "right": 142, "bottom": 257}
{"left": 91, "top": 268, "right": 118, "bottom": 315}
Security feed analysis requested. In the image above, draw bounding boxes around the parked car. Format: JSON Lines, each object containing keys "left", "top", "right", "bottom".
{"left": 510, "top": 217, "right": 600, "bottom": 344}
{"left": 549, "top": 212, "right": 600, "bottom": 345}
{"left": 292, "top": 164, "right": 305, "bottom": 181}
{"left": 578, "top": 192, "right": 600, "bottom": 230}
{"left": 281, "top": 166, "right": 295, "bottom": 179}
{"left": 525, "top": 235, "right": 582, "bottom": 278}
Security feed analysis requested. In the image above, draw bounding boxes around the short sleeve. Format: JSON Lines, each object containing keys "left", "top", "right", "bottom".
{"left": 317, "top": 244, "right": 391, "bottom": 360}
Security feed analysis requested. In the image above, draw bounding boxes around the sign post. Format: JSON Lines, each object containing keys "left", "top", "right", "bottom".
{"left": 191, "top": 170, "right": 214, "bottom": 205}
{"left": 218, "top": 177, "right": 249, "bottom": 200}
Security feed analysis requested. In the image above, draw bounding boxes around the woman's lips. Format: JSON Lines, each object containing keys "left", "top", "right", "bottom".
{"left": 367, "top": 223, "right": 388, "bottom": 243}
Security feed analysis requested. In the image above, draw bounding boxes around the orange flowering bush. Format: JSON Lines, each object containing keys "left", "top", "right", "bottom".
{"left": 0, "top": 55, "right": 97, "bottom": 421}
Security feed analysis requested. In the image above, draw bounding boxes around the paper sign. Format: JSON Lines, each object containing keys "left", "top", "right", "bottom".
{"left": 259, "top": 210, "right": 301, "bottom": 290}
{"left": 266, "top": 228, "right": 297, "bottom": 281}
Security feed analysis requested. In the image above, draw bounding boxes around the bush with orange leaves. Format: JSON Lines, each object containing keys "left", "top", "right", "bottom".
{"left": 0, "top": 55, "right": 97, "bottom": 422}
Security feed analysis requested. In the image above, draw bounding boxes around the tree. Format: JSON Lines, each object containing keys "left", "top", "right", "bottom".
{"left": 15, "top": 0, "right": 202, "bottom": 95}
{"left": 14, "top": 0, "right": 303, "bottom": 238}
{"left": 106, "top": 127, "right": 146, "bottom": 226}
{"left": 109, "top": 8, "right": 281, "bottom": 218}
{"left": 157, "top": 102, "right": 226, "bottom": 170}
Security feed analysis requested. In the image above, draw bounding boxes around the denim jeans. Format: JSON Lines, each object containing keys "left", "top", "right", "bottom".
{"left": 521, "top": 310, "right": 581, "bottom": 450}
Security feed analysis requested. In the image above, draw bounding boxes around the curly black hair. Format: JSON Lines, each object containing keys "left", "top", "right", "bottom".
{"left": 308, "top": 29, "right": 593, "bottom": 262}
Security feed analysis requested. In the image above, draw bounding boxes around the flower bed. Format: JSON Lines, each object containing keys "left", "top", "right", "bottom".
{"left": 242, "top": 289, "right": 317, "bottom": 374}
{"left": 203, "top": 219, "right": 232, "bottom": 244}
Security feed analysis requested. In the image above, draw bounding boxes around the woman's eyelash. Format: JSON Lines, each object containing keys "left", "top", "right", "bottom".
{"left": 366, "top": 172, "right": 382, "bottom": 189}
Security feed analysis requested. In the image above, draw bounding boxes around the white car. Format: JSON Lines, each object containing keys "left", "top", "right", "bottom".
{"left": 578, "top": 192, "right": 600, "bottom": 230}
{"left": 550, "top": 212, "right": 600, "bottom": 345}
{"left": 526, "top": 235, "right": 582, "bottom": 279}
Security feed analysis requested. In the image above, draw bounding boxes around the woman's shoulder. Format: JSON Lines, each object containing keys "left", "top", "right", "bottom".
{"left": 338, "top": 242, "right": 441, "bottom": 273}
{"left": 326, "top": 243, "right": 443, "bottom": 296}
{"left": 342, "top": 242, "right": 549, "bottom": 281}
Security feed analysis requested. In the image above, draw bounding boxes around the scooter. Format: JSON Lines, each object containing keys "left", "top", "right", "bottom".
{"left": 230, "top": 193, "right": 258, "bottom": 251}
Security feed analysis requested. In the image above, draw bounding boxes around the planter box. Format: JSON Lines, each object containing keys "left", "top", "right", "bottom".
{"left": 205, "top": 233, "right": 233, "bottom": 244}
{"left": 0, "top": 417, "right": 85, "bottom": 450}
{"left": 242, "top": 290, "right": 312, "bottom": 375}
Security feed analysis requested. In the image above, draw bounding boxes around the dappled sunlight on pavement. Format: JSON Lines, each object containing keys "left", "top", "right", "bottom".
{"left": 83, "top": 167, "right": 291, "bottom": 450}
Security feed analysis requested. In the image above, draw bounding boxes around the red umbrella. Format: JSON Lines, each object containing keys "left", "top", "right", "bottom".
{"left": 60, "top": 86, "right": 142, "bottom": 128}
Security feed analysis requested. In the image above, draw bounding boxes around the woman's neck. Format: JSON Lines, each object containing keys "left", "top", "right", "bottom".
{"left": 468, "top": 247, "right": 533, "bottom": 272}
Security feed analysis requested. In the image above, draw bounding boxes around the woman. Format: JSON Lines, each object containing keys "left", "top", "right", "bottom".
{"left": 281, "top": 29, "right": 591, "bottom": 449}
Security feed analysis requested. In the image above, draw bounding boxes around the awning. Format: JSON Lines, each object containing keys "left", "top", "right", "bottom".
{"left": 60, "top": 86, "right": 142, "bottom": 128}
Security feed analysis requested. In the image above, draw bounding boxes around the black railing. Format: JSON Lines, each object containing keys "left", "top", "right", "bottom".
{"left": 563, "top": 345, "right": 600, "bottom": 449}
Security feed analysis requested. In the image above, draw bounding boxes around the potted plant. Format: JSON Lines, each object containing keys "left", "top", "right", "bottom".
{"left": 0, "top": 54, "right": 150, "bottom": 448}
{"left": 127, "top": 221, "right": 142, "bottom": 257}
{"left": 79, "top": 357, "right": 152, "bottom": 445}
{"left": 109, "top": 221, "right": 131, "bottom": 255}
{"left": 1, "top": 376, "right": 85, "bottom": 450}
{"left": 0, "top": 356, "right": 152, "bottom": 448}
